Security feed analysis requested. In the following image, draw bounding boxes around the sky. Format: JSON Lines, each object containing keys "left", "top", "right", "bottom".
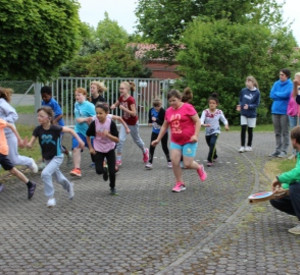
{"left": 78, "top": 0, "right": 300, "bottom": 45}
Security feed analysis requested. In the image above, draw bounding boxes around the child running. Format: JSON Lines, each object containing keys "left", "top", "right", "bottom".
{"left": 0, "top": 118, "right": 37, "bottom": 199}
{"left": 25, "top": 107, "right": 85, "bottom": 207}
{"left": 90, "top": 81, "right": 106, "bottom": 105}
{"left": 41, "top": 86, "right": 71, "bottom": 161}
{"left": 200, "top": 93, "right": 229, "bottom": 167}
{"left": 152, "top": 89, "right": 207, "bottom": 193}
{"left": 146, "top": 98, "right": 171, "bottom": 169}
{"left": 70, "top": 87, "right": 96, "bottom": 177}
{"left": 86, "top": 103, "right": 119, "bottom": 195}
{"left": 110, "top": 81, "right": 149, "bottom": 168}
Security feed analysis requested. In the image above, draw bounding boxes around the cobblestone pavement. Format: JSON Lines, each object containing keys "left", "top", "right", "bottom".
{"left": 1, "top": 127, "right": 300, "bottom": 274}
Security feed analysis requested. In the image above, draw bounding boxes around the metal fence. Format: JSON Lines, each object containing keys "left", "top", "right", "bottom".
{"left": 45, "top": 77, "right": 171, "bottom": 126}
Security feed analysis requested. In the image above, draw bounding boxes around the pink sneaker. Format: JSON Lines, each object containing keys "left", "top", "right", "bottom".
{"left": 197, "top": 165, "right": 207, "bottom": 182}
{"left": 143, "top": 148, "right": 149, "bottom": 163}
{"left": 116, "top": 160, "right": 122, "bottom": 166}
{"left": 172, "top": 182, "right": 186, "bottom": 193}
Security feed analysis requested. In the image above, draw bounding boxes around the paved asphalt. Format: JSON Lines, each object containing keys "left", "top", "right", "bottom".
{"left": 1, "top": 120, "right": 300, "bottom": 274}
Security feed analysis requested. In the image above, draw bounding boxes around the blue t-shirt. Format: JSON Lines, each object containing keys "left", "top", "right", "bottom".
{"left": 42, "top": 98, "right": 64, "bottom": 126}
{"left": 74, "top": 101, "right": 96, "bottom": 136}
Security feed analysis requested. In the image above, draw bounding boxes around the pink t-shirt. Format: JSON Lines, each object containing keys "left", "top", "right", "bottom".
{"left": 93, "top": 117, "right": 116, "bottom": 153}
{"left": 165, "top": 103, "right": 197, "bottom": 145}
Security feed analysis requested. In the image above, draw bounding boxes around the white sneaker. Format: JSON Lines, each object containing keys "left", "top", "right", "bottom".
{"left": 288, "top": 224, "right": 300, "bottom": 234}
{"left": 167, "top": 162, "right": 172, "bottom": 168}
{"left": 29, "top": 158, "right": 38, "bottom": 173}
{"left": 47, "top": 198, "right": 56, "bottom": 208}
{"left": 238, "top": 146, "right": 245, "bottom": 153}
{"left": 145, "top": 162, "right": 153, "bottom": 169}
{"left": 245, "top": 146, "right": 253, "bottom": 152}
{"left": 68, "top": 182, "right": 74, "bottom": 200}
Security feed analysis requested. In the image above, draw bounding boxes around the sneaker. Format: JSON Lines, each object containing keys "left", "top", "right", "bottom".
{"left": 197, "top": 165, "right": 207, "bottom": 182}
{"left": 0, "top": 183, "right": 4, "bottom": 193}
{"left": 70, "top": 168, "right": 82, "bottom": 177}
{"left": 27, "top": 182, "right": 36, "bottom": 199}
{"left": 89, "top": 162, "right": 95, "bottom": 168}
{"left": 47, "top": 198, "right": 56, "bottom": 208}
{"left": 167, "top": 162, "right": 172, "bottom": 168}
{"left": 238, "top": 146, "right": 245, "bottom": 153}
{"left": 269, "top": 151, "right": 280, "bottom": 157}
{"left": 29, "top": 158, "right": 38, "bottom": 173}
{"left": 277, "top": 151, "right": 287, "bottom": 158}
{"left": 207, "top": 162, "right": 213, "bottom": 167}
{"left": 67, "top": 182, "right": 74, "bottom": 200}
{"left": 288, "top": 154, "right": 296, "bottom": 160}
{"left": 38, "top": 161, "right": 46, "bottom": 171}
{"left": 245, "top": 146, "right": 253, "bottom": 152}
{"left": 145, "top": 162, "right": 153, "bottom": 169}
{"left": 110, "top": 188, "right": 118, "bottom": 195}
{"left": 103, "top": 165, "right": 108, "bottom": 181}
{"left": 115, "top": 159, "right": 122, "bottom": 167}
{"left": 172, "top": 182, "right": 186, "bottom": 193}
{"left": 288, "top": 224, "right": 300, "bottom": 234}
{"left": 143, "top": 148, "right": 149, "bottom": 163}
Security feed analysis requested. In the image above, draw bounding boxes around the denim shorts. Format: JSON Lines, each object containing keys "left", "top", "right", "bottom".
{"left": 170, "top": 142, "right": 198, "bottom": 157}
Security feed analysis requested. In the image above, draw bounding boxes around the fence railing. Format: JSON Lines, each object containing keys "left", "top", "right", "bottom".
{"left": 45, "top": 77, "right": 171, "bottom": 126}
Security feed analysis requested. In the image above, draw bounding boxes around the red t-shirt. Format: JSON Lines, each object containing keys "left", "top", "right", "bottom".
{"left": 165, "top": 103, "right": 197, "bottom": 145}
{"left": 119, "top": 95, "right": 138, "bottom": 125}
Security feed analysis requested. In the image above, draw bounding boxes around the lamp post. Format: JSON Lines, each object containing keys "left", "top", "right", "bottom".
{"left": 138, "top": 81, "right": 148, "bottom": 121}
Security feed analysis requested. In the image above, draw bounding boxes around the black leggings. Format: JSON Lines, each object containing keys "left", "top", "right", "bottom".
{"left": 241, "top": 125, "right": 253, "bottom": 147}
{"left": 149, "top": 132, "right": 171, "bottom": 163}
{"left": 94, "top": 149, "right": 116, "bottom": 189}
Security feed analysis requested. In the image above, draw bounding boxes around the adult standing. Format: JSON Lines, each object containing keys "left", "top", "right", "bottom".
{"left": 269, "top": 69, "right": 293, "bottom": 158}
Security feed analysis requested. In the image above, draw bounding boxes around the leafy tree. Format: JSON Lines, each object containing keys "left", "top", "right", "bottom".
{"left": 95, "top": 12, "right": 129, "bottom": 49}
{"left": 60, "top": 44, "right": 151, "bottom": 78}
{"left": 60, "top": 12, "right": 151, "bottom": 78}
{"left": 135, "top": 0, "right": 284, "bottom": 59}
{"left": 0, "top": 0, "right": 81, "bottom": 81}
{"left": 176, "top": 19, "right": 298, "bottom": 124}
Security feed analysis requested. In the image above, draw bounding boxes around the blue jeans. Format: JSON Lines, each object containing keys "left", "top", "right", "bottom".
{"left": 205, "top": 134, "right": 219, "bottom": 162}
{"left": 270, "top": 182, "right": 300, "bottom": 221}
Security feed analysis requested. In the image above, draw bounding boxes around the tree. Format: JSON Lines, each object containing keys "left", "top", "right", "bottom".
{"left": 60, "top": 44, "right": 151, "bottom": 78}
{"left": 95, "top": 12, "right": 129, "bottom": 49}
{"left": 176, "top": 19, "right": 298, "bottom": 124}
{"left": 0, "top": 0, "right": 81, "bottom": 81}
{"left": 135, "top": 0, "right": 284, "bottom": 58}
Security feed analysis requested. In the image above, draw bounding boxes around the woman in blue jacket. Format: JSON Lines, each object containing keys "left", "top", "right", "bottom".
{"left": 269, "top": 69, "right": 293, "bottom": 158}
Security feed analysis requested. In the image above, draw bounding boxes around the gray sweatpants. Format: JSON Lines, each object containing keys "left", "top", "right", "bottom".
{"left": 116, "top": 123, "right": 145, "bottom": 154}
{"left": 6, "top": 132, "right": 33, "bottom": 167}
{"left": 272, "top": 114, "right": 289, "bottom": 153}
{"left": 41, "top": 155, "right": 71, "bottom": 198}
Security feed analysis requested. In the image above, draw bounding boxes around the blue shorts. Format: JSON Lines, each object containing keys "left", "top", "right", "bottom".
{"left": 170, "top": 142, "right": 198, "bottom": 158}
{"left": 72, "top": 133, "right": 93, "bottom": 150}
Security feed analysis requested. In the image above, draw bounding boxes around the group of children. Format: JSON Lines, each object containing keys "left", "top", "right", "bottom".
{"left": 0, "top": 75, "right": 261, "bottom": 206}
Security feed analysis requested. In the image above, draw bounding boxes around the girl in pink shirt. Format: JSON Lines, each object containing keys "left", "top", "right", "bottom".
{"left": 152, "top": 89, "right": 207, "bottom": 192}
{"left": 86, "top": 103, "right": 119, "bottom": 195}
